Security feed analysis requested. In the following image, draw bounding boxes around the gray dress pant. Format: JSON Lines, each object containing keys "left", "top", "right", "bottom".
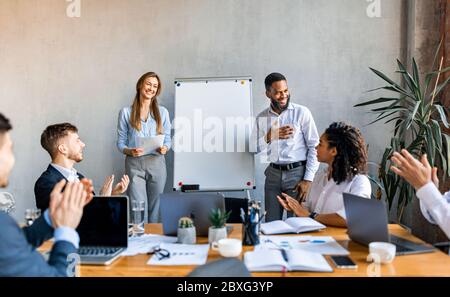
{"left": 264, "top": 164, "right": 305, "bottom": 222}
{"left": 125, "top": 154, "right": 167, "bottom": 223}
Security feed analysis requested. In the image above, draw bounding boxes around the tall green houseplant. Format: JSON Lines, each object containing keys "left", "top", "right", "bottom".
{"left": 355, "top": 43, "right": 450, "bottom": 222}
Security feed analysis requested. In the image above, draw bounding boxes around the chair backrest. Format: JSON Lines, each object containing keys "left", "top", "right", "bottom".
{"left": 367, "top": 161, "right": 383, "bottom": 200}
{"left": 187, "top": 258, "right": 251, "bottom": 277}
{"left": 0, "top": 192, "right": 15, "bottom": 214}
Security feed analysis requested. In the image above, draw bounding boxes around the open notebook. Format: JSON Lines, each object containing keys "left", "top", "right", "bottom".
{"left": 260, "top": 217, "right": 326, "bottom": 235}
{"left": 244, "top": 249, "right": 333, "bottom": 272}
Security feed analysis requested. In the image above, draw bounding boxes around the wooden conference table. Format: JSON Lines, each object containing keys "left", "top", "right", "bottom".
{"left": 41, "top": 223, "right": 450, "bottom": 276}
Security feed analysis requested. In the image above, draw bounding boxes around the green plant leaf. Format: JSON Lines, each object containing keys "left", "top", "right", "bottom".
{"left": 397, "top": 181, "right": 406, "bottom": 220}
{"left": 406, "top": 183, "right": 414, "bottom": 207}
{"left": 366, "top": 86, "right": 416, "bottom": 101}
{"left": 369, "top": 67, "right": 402, "bottom": 88}
{"left": 433, "top": 104, "right": 450, "bottom": 128}
{"left": 407, "top": 132, "right": 425, "bottom": 154}
{"left": 431, "top": 76, "right": 450, "bottom": 100}
{"left": 425, "top": 125, "right": 436, "bottom": 166}
{"left": 368, "top": 111, "right": 399, "bottom": 125}
{"left": 406, "top": 101, "right": 421, "bottom": 129}
{"left": 427, "top": 66, "right": 450, "bottom": 75}
{"left": 412, "top": 58, "right": 422, "bottom": 98}
{"left": 396, "top": 59, "right": 419, "bottom": 94}
{"left": 354, "top": 97, "right": 399, "bottom": 107}
{"left": 371, "top": 106, "right": 407, "bottom": 113}
{"left": 443, "top": 134, "right": 450, "bottom": 176}
{"left": 431, "top": 120, "right": 443, "bottom": 151}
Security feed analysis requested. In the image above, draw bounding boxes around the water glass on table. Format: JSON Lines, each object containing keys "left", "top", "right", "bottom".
{"left": 131, "top": 200, "right": 145, "bottom": 236}
{"left": 25, "top": 208, "right": 41, "bottom": 226}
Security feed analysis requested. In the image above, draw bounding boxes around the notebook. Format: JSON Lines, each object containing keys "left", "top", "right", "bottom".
{"left": 260, "top": 217, "right": 326, "bottom": 235}
{"left": 244, "top": 249, "right": 333, "bottom": 272}
{"left": 258, "top": 235, "right": 349, "bottom": 255}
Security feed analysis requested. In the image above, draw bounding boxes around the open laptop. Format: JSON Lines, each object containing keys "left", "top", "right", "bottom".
{"left": 343, "top": 193, "right": 435, "bottom": 255}
{"left": 76, "top": 196, "right": 128, "bottom": 265}
{"left": 160, "top": 192, "right": 225, "bottom": 236}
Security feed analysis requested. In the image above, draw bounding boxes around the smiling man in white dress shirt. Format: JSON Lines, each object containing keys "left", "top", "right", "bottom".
{"left": 255, "top": 72, "right": 320, "bottom": 222}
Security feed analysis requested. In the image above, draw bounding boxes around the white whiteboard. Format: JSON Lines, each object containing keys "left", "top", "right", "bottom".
{"left": 173, "top": 77, "right": 255, "bottom": 191}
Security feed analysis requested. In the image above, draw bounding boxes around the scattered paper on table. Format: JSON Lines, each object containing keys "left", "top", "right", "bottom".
{"left": 121, "top": 234, "right": 177, "bottom": 256}
{"left": 256, "top": 235, "right": 349, "bottom": 255}
{"left": 147, "top": 243, "right": 210, "bottom": 266}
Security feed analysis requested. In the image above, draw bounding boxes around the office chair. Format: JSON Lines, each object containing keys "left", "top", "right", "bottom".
{"left": 367, "top": 161, "right": 384, "bottom": 200}
{"left": 187, "top": 258, "right": 251, "bottom": 277}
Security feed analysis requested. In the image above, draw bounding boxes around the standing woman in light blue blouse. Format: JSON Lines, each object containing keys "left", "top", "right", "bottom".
{"left": 117, "top": 72, "right": 171, "bottom": 223}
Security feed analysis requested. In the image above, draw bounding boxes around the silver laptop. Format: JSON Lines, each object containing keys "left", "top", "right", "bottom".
{"left": 160, "top": 192, "right": 225, "bottom": 236}
{"left": 76, "top": 196, "right": 129, "bottom": 265}
{"left": 343, "top": 193, "right": 435, "bottom": 255}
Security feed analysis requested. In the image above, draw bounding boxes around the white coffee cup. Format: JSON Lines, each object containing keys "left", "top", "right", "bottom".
{"left": 211, "top": 238, "right": 242, "bottom": 258}
{"left": 367, "top": 242, "right": 396, "bottom": 264}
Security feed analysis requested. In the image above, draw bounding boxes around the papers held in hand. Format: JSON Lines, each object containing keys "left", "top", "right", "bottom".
{"left": 244, "top": 249, "right": 333, "bottom": 272}
{"left": 136, "top": 135, "right": 165, "bottom": 154}
{"left": 260, "top": 217, "right": 326, "bottom": 235}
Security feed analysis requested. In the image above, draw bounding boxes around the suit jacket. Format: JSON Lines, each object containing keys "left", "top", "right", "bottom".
{"left": 34, "top": 165, "right": 86, "bottom": 211}
{"left": 0, "top": 211, "right": 77, "bottom": 276}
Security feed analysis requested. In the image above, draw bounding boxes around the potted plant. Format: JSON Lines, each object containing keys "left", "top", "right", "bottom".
{"left": 354, "top": 42, "right": 450, "bottom": 222}
{"left": 208, "top": 208, "right": 231, "bottom": 244}
{"left": 177, "top": 216, "right": 196, "bottom": 244}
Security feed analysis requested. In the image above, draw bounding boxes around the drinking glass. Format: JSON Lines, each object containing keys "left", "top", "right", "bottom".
{"left": 131, "top": 200, "right": 145, "bottom": 236}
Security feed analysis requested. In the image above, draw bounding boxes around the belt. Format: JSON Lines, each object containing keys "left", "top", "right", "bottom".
{"left": 270, "top": 161, "right": 306, "bottom": 171}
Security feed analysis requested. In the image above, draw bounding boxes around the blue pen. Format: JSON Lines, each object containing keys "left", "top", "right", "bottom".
{"left": 280, "top": 249, "right": 289, "bottom": 262}
{"left": 310, "top": 240, "right": 326, "bottom": 243}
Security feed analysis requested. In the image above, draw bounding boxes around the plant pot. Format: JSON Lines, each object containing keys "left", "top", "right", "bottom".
{"left": 208, "top": 226, "right": 227, "bottom": 244}
{"left": 177, "top": 227, "right": 196, "bottom": 244}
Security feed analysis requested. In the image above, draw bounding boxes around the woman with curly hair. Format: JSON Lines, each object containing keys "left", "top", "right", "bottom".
{"left": 277, "top": 122, "right": 371, "bottom": 227}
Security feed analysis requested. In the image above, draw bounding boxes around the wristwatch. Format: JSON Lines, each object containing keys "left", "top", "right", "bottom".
{"left": 309, "top": 212, "right": 318, "bottom": 219}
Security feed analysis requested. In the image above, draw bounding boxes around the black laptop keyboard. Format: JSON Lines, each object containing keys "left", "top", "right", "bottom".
{"left": 78, "top": 247, "right": 122, "bottom": 256}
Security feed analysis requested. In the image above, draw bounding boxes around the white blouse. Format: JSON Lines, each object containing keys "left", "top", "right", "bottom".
{"left": 416, "top": 182, "right": 450, "bottom": 239}
{"left": 304, "top": 166, "right": 372, "bottom": 219}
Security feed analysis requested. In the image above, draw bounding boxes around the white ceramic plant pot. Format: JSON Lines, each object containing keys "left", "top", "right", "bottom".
{"left": 208, "top": 226, "right": 227, "bottom": 244}
{"left": 177, "top": 227, "right": 196, "bottom": 244}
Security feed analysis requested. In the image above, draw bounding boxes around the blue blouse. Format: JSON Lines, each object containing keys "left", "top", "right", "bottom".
{"left": 117, "top": 106, "right": 172, "bottom": 155}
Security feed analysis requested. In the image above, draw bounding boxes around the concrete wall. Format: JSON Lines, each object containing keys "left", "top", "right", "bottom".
{"left": 0, "top": 0, "right": 405, "bottom": 222}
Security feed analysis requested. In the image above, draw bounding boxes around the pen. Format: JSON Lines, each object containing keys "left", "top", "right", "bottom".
{"left": 298, "top": 239, "right": 326, "bottom": 243}
{"left": 280, "top": 249, "right": 289, "bottom": 262}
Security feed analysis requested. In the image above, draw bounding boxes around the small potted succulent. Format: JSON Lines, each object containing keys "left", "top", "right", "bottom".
{"left": 177, "top": 216, "right": 196, "bottom": 244}
{"left": 208, "top": 208, "right": 231, "bottom": 244}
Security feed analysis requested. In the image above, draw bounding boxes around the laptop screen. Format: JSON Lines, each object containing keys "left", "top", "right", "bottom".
{"left": 160, "top": 192, "right": 225, "bottom": 236}
{"left": 77, "top": 196, "right": 128, "bottom": 247}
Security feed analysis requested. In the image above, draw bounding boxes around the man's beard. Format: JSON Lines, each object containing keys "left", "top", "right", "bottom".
{"left": 0, "top": 179, "right": 8, "bottom": 188}
{"left": 68, "top": 151, "right": 83, "bottom": 163}
{"left": 270, "top": 95, "right": 290, "bottom": 113}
